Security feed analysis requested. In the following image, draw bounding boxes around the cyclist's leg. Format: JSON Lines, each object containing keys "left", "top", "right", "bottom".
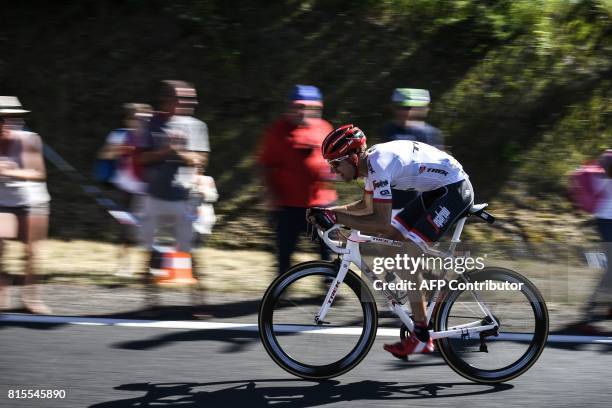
{"left": 385, "top": 179, "right": 473, "bottom": 354}
{"left": 388, "top": 192, "right": 432, "bottom": 326}
{"left": 401, "top": 179, "right": 474, "bottom": 316}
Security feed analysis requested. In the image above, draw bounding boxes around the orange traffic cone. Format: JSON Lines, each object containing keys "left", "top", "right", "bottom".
{"left": 150, "top": 247, "right": 197, "bottom": 285}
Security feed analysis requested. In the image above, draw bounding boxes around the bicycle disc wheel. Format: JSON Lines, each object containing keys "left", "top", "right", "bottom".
{"left": 258, "top": 261, "right": 378, "bottom": 380}
{"left": 434, "top": 267, "right": 548, "bottom": 383}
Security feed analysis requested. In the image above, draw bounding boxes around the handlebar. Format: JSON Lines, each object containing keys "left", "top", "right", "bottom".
{"left": 318, "top": 224, "right": 350, "bottom": 254}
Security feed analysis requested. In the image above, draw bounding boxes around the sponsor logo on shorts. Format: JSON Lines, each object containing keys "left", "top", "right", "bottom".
{"left": 426, "top": 206, "right": 451, "bottom": 233}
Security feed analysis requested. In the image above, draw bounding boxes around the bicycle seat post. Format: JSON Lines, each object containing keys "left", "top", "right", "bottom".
{"left": 448, "top": 216, "right": 467, "bottom": 256}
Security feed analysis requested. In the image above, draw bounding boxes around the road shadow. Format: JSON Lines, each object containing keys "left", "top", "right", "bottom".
{"left": 112, "top": 328, "right": 261, "bottom": 353}
{"left": 91, "top": 294, "right": 329, "bottom": 321}
{"left": 544, "top": 322, "right": 612, "bottom": 353}
{"left": 89, "top": 379, "right": 513, "bottom": 407}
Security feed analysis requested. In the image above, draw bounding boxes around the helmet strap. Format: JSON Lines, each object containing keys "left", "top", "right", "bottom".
{"left": 349, "top": 153, "right": 360, "bottom": 180}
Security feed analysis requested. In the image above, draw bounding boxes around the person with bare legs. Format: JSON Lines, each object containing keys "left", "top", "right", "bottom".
{"left": 0, "top": 96, "right": 51, "bottom": 314}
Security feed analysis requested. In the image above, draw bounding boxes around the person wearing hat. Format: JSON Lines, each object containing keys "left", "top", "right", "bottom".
{"left": 382, "top": 88, "right": 445, "bottom": 207}
{"left": 0, "top": 96, "right": 51, "bottom": 314}
{"left": 258, "top": 85, "right": 337, "bottom": 275}
{"left": 383, "top": 88, "right": 444, "bottom": 149}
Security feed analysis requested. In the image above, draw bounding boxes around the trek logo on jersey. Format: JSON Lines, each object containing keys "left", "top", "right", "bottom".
{"left": 419, "top": 166, "right": 449, "bottom": 176}
{"left": 373, "top": 180, "right": 389, "bottom": 189}
{"left": 427, "top": 206, "right": 451, "bottom": 233}
{"left": 427, "top": 168, "right": 449, "bottom": 176}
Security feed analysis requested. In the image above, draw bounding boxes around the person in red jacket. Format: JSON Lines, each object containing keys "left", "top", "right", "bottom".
{"left": 259, "top": 85, "right": 337, "bottom": 274}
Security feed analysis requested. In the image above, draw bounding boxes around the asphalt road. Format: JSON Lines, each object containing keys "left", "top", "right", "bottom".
{"left": 1, "top": 318, "right": 611, "bottom": 408}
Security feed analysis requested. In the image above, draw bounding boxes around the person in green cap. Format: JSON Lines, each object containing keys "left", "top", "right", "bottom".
{"left": 382, "top": 88, "right": 444, "bottom": 150}
{"left": 382, "top": 88, "right": 445, "bottom": 205}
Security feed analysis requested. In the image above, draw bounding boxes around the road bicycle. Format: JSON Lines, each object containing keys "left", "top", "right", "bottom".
{"left": 258, "top": 203, "right": 549, "bottom": 383}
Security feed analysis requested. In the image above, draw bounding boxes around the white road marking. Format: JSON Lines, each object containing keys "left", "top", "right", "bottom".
{"left": 1, "top": 313, "right": 611, "bottom": 344}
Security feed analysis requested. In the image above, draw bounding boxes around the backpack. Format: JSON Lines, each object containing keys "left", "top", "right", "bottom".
{"left": 568, "top": 162, "right": 605, "bottom": 213}
{"left": 94, "top": 159, "right": 117, "bottom": 184}
{"left": 94, "top": 128, "right": 129, "bottom": 184}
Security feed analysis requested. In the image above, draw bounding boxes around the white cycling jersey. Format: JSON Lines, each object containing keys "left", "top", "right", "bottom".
{"left": 364, "top": 140, "right": 468, "bottom": 201}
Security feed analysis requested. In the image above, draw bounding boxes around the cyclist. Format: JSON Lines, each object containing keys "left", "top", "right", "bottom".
{"left": 307, "top": 124, "right": 474, "bottom": 358}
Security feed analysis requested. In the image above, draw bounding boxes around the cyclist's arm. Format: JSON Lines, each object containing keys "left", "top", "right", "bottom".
{"left": 330, "top": 190, "right": 373, "bottom": 216}
{"left": 335, "top": 200, "right": 395, "bottom": 236}
{"left": 0, "top": 133, "right": 46, "bottom": 181}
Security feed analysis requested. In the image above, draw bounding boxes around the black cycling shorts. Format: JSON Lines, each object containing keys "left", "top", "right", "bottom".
{"left": 390, "top": 179, "right": 473, "bottom": 245}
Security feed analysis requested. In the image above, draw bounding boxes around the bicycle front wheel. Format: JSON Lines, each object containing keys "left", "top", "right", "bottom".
{"left": 434, "top": 267, "right": 549, "bottom": 383}
{"left": 258, "top": 261, "right": 378, "bottom": 380}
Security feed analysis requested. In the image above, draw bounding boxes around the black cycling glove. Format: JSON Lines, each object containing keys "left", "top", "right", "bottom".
{"left": 307, "top": 207, "right": 337, "bottom": 231}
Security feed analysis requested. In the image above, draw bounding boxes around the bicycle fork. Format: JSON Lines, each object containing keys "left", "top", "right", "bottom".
{"left": 314, "top": 259, "right": 350, "bottom": 325}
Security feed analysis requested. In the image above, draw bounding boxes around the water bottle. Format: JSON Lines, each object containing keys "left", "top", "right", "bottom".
{"left": 384, "top": 271, "right": 409, "bottom": 304}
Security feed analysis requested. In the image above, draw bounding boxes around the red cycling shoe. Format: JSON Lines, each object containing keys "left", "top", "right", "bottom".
{"left": 384, "top": 335, "right": 435, "bottom": 359}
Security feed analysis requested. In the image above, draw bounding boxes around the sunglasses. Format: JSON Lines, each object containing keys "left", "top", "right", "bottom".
{"left": 327, "top": 154, "right": 350, "bottom": 168}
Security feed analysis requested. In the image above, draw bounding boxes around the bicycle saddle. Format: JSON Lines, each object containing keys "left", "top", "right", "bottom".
{"left": 468, "top": 203, "right": 495, "bottom": 224}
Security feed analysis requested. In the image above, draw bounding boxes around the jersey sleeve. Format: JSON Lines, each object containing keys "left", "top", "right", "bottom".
{"left": 187, "top": 119, "right": 210, "bottom": 152}
{"left": 365, "top": 155, "right": 393, "bottom": 202}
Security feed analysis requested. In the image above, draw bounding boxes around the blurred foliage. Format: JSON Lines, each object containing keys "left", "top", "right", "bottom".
{"left": 0, "top": 0, "right": 611, "bottom": 246}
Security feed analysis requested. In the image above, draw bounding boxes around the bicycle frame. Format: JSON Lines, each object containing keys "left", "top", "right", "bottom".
{"left": 315, "top": 216, "right": 500, "bottom": 340}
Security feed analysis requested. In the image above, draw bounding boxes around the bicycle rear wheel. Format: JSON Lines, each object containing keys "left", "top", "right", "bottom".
{"left": 258, "top": 261, "right": 378, "bottom": 380}
{"left": 434, "top": 267, "right": 548, "bottom": 383}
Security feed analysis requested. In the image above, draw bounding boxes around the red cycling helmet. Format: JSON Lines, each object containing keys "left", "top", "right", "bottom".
{"left": 321, "top": 124, "right": 367, "bottom": 179}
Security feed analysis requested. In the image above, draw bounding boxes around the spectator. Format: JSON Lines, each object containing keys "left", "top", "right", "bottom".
{"left": 258, "top": 85, "right": 337, "bottom": 274}
{"left": 586, "top": 150, "right": 612, "bottom": 320}
{"left": 0, "top": 96, "right": 51, "bottom": 314}
{"left": 96, "top": 103, "right": 152, "bottom": 276}
{"left": 382, "top": 88, "right": 445, "bottom": 206}
{"left": 191, "top": 166, "right": 218, "bottom": 245}
{"left": 137, "top": 81, "right": 210, "bottom": 283}
{"left": 382, "top": 88, "right": 444, "bottom": 149}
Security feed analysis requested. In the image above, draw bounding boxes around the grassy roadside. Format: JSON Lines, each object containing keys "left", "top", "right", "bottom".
{"left": 0, "top": 239, "right": 604, "bottom": 308}
{"left": 1, "top": 239, "right": 312, "bottom": 294}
